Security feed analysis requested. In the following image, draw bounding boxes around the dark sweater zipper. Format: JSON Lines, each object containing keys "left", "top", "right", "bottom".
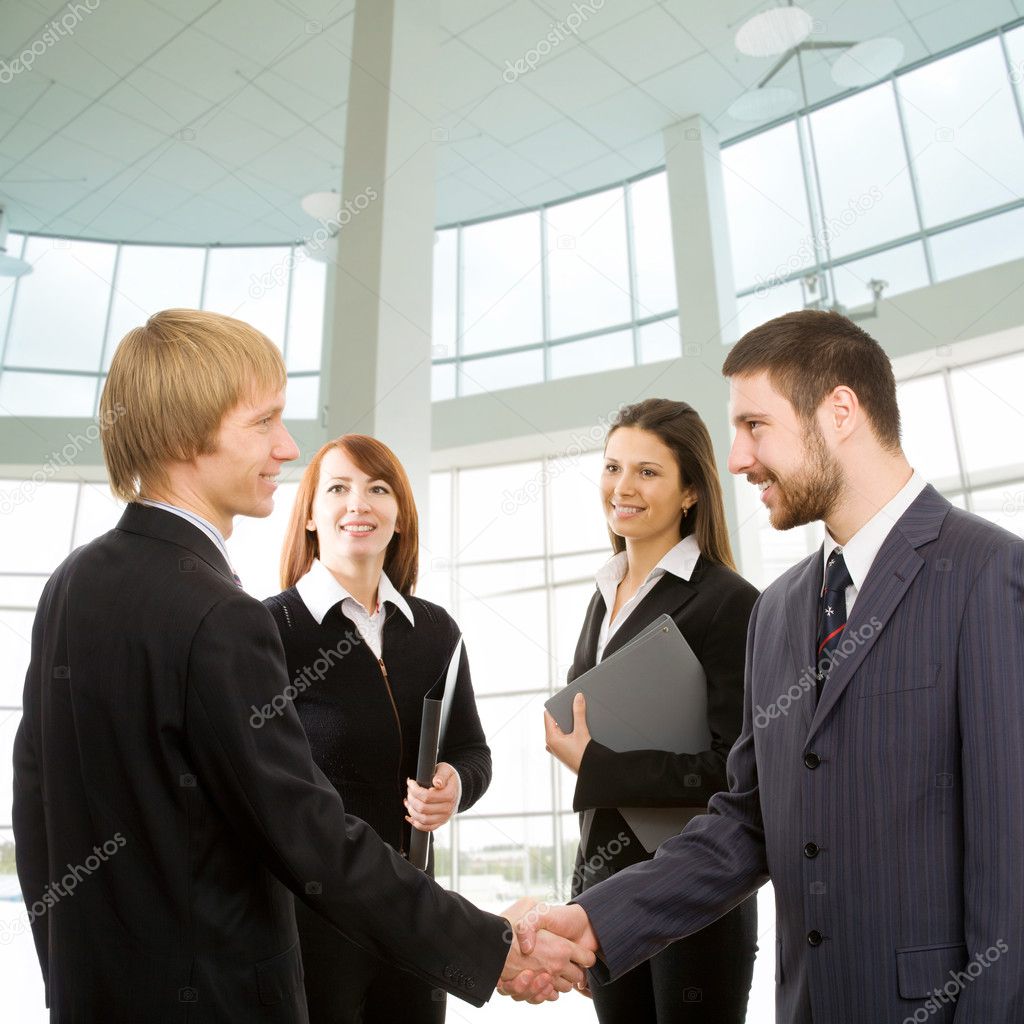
{"left": 375, "top": 607, "right": 407, "bottom": 855}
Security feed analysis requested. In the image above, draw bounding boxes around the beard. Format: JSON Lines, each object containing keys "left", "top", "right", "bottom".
{"left": 764, "top": 424, "right": 843, "bottom": 531}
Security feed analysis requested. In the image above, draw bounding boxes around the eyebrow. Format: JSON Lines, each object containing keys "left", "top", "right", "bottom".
{"left": 732, "top": 412, "right": 769, "bottom": 427}
{"left": 253, "top": 404, "right": 283, "bottom": 420}
{"left": 605, "top": 458, "right": 664, "bottom": 467}
{"left": 326, "top": 476, "right": 387, "bottom": 483}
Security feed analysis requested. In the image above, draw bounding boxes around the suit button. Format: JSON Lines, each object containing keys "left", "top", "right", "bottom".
{"left": 803, "top": 842, "right": 819, "bottom": 859}
{"left": 807, "top": 930, "right": 823, "bottom": 947}
{"left": 804, "top": 752, "right": 820, "bottom": 769}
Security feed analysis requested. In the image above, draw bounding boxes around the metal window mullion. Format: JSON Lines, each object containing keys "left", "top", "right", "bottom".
{"left": 281, "top": 244, "right": 296, "bottom": 367}
{"left": 891, "top": 76, "right": 936, "bottom": 283}
{"left": 198, "top": 246, "right": 210, "bottom": 309}
{"left": 999, "top": 28, "right": 1024, "bottom": 143}
{"left": 93, "top": 242, "right": 122, "bottom": 415}
{"left": 623, "top": 181, "right": 641, "bottom": 366}
{"left": 454, "top": 227, "right": 464, "bottom": 398}
{"left": 941, "top": 366, "right": 973, "bottom": 510}
{"left": 0, "top": 232, "right": 27, "bottom": 378}
{"left": 539, "top": 207, "right": 551, "bottom": 382}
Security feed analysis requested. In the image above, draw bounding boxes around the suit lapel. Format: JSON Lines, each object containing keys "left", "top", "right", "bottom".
{"left": 805, "top": 485, "right": 949, "bottom": 744}
{"left": 784, "top": 552, "right": 823, "bottom": 733}
{"left": 600, "top": 571, "right": 700, "bottom": 663}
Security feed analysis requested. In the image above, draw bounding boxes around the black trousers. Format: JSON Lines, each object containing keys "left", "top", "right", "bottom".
{"left": 589, "top": 895, "right": 758, "bottom": 1024}
{"left": 294, "top": 897, "right": 446, "bottom": 1024}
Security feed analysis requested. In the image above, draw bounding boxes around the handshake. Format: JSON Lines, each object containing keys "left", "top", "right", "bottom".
{"left": 497, "top": 898, "right": 600, "bottom": 1003}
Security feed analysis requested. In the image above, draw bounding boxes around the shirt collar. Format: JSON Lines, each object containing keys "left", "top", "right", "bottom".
{"left": 295, "top": 558, "right": 415, "bottom": 627}
{"left": 139, "top": 499, "right": 233, "bottom": 570}
{"left": 595, "top": 533, "right": 702, "bottom": 592}
{"left": 823, "top": 470, "right": 928, "bottom": 591}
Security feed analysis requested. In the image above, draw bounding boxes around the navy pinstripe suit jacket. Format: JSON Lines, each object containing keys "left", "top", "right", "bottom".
{"left": 576, "top": 485, "right": 1024, "bottom": 1023}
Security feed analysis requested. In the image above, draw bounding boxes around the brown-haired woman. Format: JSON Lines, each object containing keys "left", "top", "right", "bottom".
{"left": 265, "top": 435, "right": 491, "bottom": 1024}
{"left": 544, "top": 399, "right": 758, "bottom": 1023}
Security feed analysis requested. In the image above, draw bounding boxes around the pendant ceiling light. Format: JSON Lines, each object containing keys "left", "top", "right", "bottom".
{"left": 830, "top": 37, "right": 905, "bottom": 88}
{"left": 300, "top": 190, "right": 341, "bottom": 222}
{"left": 735, "top": 4, "right": 814, "bottom": 57}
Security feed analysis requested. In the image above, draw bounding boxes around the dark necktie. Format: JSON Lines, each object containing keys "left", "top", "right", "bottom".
{"left": 816, "top": 549, "right": 853, "bottom": 695}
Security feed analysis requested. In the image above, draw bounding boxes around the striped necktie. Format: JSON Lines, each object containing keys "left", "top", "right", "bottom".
{"left": 816, "top": 549, "right": 852, "bottom": 696}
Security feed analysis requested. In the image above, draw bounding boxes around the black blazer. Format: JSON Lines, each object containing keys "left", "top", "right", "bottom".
{"left": 12, "top": 504, "right": 509, "bottom": 1023}
{"left": 567, "top": 556, "right": 758, "bottom": 895}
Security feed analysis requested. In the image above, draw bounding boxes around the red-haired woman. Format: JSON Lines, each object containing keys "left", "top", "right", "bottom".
{"left": 265, "top": 435, "right": 491, "bottom": 1024}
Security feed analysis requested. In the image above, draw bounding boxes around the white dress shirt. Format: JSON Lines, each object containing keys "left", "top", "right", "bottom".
{"left": 822, "top": 470, "right": 927, "bottom": 614}
{"left": 594, "top": 534, "right": 701, "bottom": 663}
{"left": 295, "top": 558, "right": 415, "bottom": 659}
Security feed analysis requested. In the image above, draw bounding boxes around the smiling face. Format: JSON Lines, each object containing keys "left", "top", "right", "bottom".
{"left": 306, "top": 445, "right": 400, "bottom": 573}
{"left": 188, "top": 386, "right": 298, "bottom": 535}
{"left": 601, "top": 426, "right": 696, "bottom": 549}
{"left": 727, "top": 371, "right": 843, "bottom": 530}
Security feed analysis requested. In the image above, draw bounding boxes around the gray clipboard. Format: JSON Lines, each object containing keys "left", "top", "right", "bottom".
{"left": 545, "top": 614, "right": 710, "bottom": 852}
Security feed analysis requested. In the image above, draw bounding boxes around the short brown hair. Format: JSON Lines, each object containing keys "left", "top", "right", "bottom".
{"left": 280, "top": 435, "right": 420, "bottom": 595}
{"left": 607, "top": 399, "right": 737, "bottom": 570}
{"left": 100, "top": 309, "right": 286, "bottom": 502}
{"left": 721, "top": 310, "right": 901, "bottom": 450}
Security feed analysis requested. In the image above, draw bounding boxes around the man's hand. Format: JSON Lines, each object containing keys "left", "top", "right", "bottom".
{"left": 497, "top": 898, "right": 598, "bottom": 1003}
{"left": 404, "top": 762, "right": 459, "bottom": 832}
{"left": 544, "top": 692, "right": 592, "bottom": 774}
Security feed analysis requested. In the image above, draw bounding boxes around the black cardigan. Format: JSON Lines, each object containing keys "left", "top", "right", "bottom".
{"left": 264, "top": 587, "right": 491, "bottom": 859}
{"left": 567, "top": 556, "right": 758, "bottom": 896}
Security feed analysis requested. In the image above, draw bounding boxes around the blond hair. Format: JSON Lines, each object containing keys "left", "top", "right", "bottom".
{"left": 100, "top": 309, "right": 286, "bottom": 502}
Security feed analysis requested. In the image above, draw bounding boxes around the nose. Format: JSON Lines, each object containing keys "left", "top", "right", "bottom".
{"left": 347, "top": 489, "right": 370, "bottom": 513}
{"left": 727, "top": 431, "right": 753, "bottom": 476}
{"left": 274, "top": 425, "right": 300, "bottom": 463}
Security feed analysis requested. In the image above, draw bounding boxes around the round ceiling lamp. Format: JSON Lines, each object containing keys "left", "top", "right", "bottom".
{"left": 727, "top": 86, "right": 799, "bottom": 122}
{"left": 831, "top": 37, "right": 904, "bottom": 87}
{"left": 735, "top": 5, "right": 814, "bottom": 58}
{"left": 300, "top": 190, "right": 340, "bottom": 221}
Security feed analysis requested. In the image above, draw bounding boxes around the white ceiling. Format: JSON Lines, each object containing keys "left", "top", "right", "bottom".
{"left": 0, "top": 0, "right": 1020, "bottom": 244}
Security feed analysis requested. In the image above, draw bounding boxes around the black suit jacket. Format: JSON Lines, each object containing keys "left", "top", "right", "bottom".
{"left": 567, "top": 556, "right": 758, "bottom": 895}
{"left": 12, "top": 504, "right": 508, "bottom": 1023}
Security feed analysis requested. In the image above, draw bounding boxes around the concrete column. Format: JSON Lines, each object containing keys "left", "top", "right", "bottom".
{"left": 320, "top": 0, "right": 438, "bottom": 508}
{"left": 663, "top": 115, "right": 760, "bottom": 577}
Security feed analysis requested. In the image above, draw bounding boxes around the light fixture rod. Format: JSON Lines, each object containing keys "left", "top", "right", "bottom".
{"left": 758, "top": 41, "right": 858, "bottom": 88}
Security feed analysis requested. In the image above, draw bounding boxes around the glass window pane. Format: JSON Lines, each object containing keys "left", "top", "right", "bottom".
{"left": 104, "top": 245, "right": 205, "bottom": 370}
{"left": 433, "top": 228, "right": 458, "bottom": 358}
{"left": 457, "top": 463, "right": 545, "bottom": 562}
{"left": 930, "top": 208, "right": 1024, "bottom": 283}
{"left": 203, "top": 247, "right": 290, "bottom": 348}
{"left": 548, "top": 451, "right": 607, "bottom": 554}
{"left": 949, "top": 353, "right": 1024, "bottom": 477}
{"left": 427, "top": 471, "right": 452, "bottom": 564}
{"left": 455, "top": 815, "right": 556, "bottom": 909}
{"left": 629, "top": 172, "right": 677, "bottom": 317}
{"left": 72, "top": 483, "right": 124, "bottom": 548}
{"left": 898, "top": 39, "right": 1024, "bottom": 226}
{"left": 456, "top": 589, "right": 549, "bottom": 695}
{"left": 472, "top": 694, "right": 553, "bottom": 817}
{"left": 6, "top": 237, "right": 115, "bottom": 371}
{"left": 458, "top": 349, "right": 543, "bottom": 396}
{"left": 809, "top": 83, "right": 920, "bottom": 259}
{"left": 1007, "top": 26, "right": 1024, "bottom": 112}
{"left": 285, "top": 256, "right": 325, "bottom": 372}
{"left": 831, "top": 242, "right": 930, "bottom": 310}
{"left": 546, "top": 188, "right": 631, "bottom": 339}
{"left": 0, "top": 576, "right": 47, "bottom": 607}
{"left": 283, "top": 375, "right": 318, "bottom": 420}
{"left": 733, "top": 279, "right": 805, "bottom": 340}
{"left": 638, "top": 317, "right": 681, "bottom": 363}
{"left": 0, "top": 371, "right": 96, "bottom": 416}
{"left": 459, "top": 560, "right": 545, "bottom": 597}
{"left": 721, "top": 121, "right": 814, "bottom": 293}
{"left": 549, "top": 330, "right": 633, "bottom": 380}
{"left": 0, "top": 712, "right": 21, "bottom": 828}
{"left": 969, "top": 482, "right": 1024, "bottom": 540}
{"left": 896, "top": 374, "right": 961, "bottom": 485}
{"left": 0, "top": 479, "right": 76, "bottom": 573}
{"left": 431, "top": 362, "right": 456, "bottom": 401}
{"left": 226, "top": 482, "right": 300, "bottom": 601}
{"left": 461, "top": 212, "right": 542, "bottom": 355}
{"left": 552, "top": 579, "right": 597, "bottom": 680}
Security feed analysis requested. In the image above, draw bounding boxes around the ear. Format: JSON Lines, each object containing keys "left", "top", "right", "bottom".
{"left": 305, "top": 519, "right": 316, "bottom": 533}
